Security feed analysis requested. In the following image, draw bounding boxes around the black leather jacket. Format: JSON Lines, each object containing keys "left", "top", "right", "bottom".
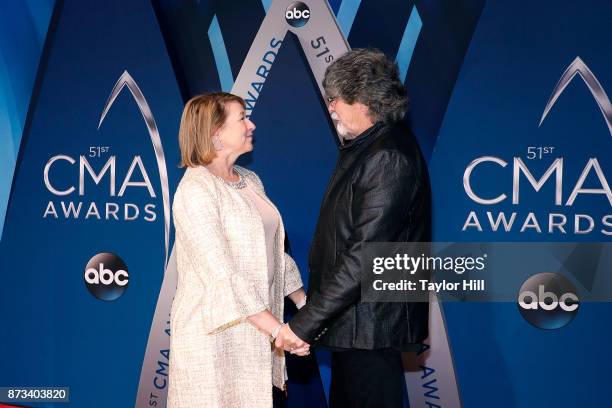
{"left": 289, "top": 121, "right": 431, "bottom": 350}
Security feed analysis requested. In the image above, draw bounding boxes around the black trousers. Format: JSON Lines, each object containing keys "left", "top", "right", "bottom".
{"left": 272, "top": 386, "right": 286, "bottom": 407}
{"left": 329, "top": 348, "right": 404, "bottom": 408}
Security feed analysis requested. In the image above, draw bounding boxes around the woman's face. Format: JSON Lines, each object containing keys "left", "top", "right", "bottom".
{"left": 217, "top": 101, "right": 256, "bottom": 156}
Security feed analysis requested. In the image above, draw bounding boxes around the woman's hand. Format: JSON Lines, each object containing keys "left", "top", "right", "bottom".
{"left": 247, "top": 310, "right": 282, "bottom": 339}
{"left": 275, "top": 324, "right": 310, "bottom": 356}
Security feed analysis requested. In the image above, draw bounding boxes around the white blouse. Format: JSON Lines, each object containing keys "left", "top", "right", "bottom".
{"left": 238, "top": 182, "right": 279, "bottom": 291}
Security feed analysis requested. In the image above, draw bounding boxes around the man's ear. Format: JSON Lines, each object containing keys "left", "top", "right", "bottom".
{"left": 357, "top": 103, "right": 375, "bottom": 124}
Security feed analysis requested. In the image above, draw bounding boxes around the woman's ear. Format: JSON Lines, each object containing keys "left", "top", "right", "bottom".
{"left": 212, "top": 133, "right": 224, "bottom": 151}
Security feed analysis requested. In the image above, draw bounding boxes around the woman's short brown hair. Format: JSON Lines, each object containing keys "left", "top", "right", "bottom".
{"left": 178, "top": 92, "right": 246, "bottom": 167}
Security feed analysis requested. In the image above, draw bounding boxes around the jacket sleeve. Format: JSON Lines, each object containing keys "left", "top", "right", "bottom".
{"left": 284, "top": 253, "right": 304, "bottom": 296}
{"left": 289, "top": 150, "right": 417, "bottom": 343}
{"left": 173, "top": 179, "right": 268, "bottom": 334}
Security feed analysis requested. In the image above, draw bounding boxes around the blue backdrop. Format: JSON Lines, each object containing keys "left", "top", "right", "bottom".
{"left": 0, "top": 0, "right": 610, "bottom": 407}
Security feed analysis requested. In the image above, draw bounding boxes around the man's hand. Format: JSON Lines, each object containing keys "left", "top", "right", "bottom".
{"left": 274, "top": 324, "right": 310, "bottom": 356}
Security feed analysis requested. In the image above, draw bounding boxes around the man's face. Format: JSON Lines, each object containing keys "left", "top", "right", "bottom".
{"left": 328, "top": 97, "right": 373, "bottom": 139}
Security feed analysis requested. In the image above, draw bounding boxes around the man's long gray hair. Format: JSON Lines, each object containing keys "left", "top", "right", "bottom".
{"left": 322, "top": 48, "right": 409, "bottom": 123}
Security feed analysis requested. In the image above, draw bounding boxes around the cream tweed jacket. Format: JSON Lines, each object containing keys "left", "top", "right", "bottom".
{"left": 168, "top": 165, "right": 303, "bottom": 408}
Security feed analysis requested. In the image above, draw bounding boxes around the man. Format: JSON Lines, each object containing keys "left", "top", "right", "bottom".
{"left": 276, "top": 48, "right": 431, "bottom": 407}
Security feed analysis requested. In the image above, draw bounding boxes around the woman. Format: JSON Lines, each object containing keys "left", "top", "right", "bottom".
{"left": 168, "top": 92, "right": 308, "bottom": 407}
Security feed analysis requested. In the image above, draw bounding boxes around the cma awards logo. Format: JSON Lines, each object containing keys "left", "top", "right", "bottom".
{"left": 462, "top": 57, "right": 611, "bottom": 236}
{"left": 84, "top": 252, "right": 129, "bottom": 301}
{"left": 518, "top": 272, "right": 579, "bottom": 329}
{"left": 43, "top": 71, "right": 171, "bottom": 268}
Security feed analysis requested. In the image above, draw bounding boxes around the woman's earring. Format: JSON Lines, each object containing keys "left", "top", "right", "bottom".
{"left": 212, "top": 134, "right": 223, "bottom": 151}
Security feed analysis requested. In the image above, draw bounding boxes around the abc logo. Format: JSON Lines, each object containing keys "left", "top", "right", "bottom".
{"left": 285, "top": 2, "right": 310, "bottom": 27}
{"left": 84, "top": 252, "right": 129, "bottom": 301}
{"left": 517, "top": 272, "right": 579, "bottom": 329}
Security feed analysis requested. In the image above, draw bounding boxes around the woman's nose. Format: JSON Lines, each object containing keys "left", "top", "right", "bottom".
{"left": 247, "top": 118, "right": 256, "bottom": 131}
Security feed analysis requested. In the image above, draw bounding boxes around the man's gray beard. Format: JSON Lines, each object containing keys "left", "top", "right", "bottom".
{"left": 332, "top": 114, "right": 357, "bottom": 139}
{"left": 335, "top": 121, "right": 350, "bottom": 137}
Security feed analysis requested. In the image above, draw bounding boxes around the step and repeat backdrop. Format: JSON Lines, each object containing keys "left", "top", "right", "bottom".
{"left": 0, "top": 0, "right": 610, "bottom": 407}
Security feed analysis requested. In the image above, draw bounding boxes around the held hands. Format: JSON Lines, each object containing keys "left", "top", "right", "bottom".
{"left": 274, "top": 324, "right": 310, "bottom": 356}
{"left": 247, "top": 311, "right": 310, "bottom": 356}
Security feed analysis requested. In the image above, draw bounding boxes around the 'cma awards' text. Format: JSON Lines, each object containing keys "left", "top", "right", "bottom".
{"left": 42, "top": 153, "right": 158, "bottom": 222}
{"left": 463, "top": 155, "right": 611, "bottom": 235}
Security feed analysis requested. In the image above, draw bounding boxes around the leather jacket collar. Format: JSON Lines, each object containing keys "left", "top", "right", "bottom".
{"left": 338, "top": 121, "right": 386, "bottom": 151}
